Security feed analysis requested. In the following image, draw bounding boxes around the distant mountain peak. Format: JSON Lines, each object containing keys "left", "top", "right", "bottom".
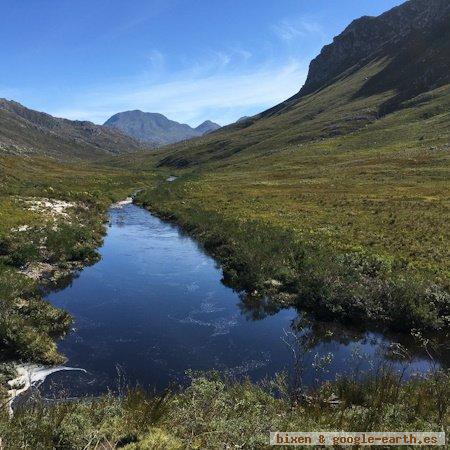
{"left": 104, "top": 111, "right": 221, "bottom": 145}
{"left": 195, "top": 120, "right": 221, "bottom": 134}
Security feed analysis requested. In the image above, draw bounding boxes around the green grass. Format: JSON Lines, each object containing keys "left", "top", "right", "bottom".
{"left": 0, "top": 155, "right": 157, "bottom": 364}
{"left": 134, "top": 80, "right": 450, "bottom": 332}
{"left": 0, "top": 368, "right": 447, "bottom": 449}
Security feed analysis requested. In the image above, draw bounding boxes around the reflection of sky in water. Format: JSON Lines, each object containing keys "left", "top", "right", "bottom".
{"left": 43, "top": 204, "right": 438, "bottom": 398}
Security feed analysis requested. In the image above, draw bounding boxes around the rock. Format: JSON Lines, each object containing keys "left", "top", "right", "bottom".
{"left": 265, "top": 279, "right": 283, "bottom": 287}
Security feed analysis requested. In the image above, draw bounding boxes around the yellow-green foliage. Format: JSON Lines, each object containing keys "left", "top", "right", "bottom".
{"left": 135, "top": 83, "right": 450, "bottom": 332}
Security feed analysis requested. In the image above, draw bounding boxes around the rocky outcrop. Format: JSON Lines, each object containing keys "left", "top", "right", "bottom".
{"left": 300, "top": 0, "right": 450, "bottom": 96}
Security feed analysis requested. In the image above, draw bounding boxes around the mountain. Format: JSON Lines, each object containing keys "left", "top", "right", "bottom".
{"left": 299, "top": 0, "right": 450, "bottom": 99}
{"left": 104, "top": 111, "right": 221, "bottom": 146}
{"left": 156, "top": 0, "right": 450, "bottom": 167}
{"left": 195, "top": 120, "right": 221, "bottom": 135}
{"left": 136, "top": 0, "right": 449, "bottom": 335}
{"left": 0, "top": 99, "right": 148, "bottom": 159}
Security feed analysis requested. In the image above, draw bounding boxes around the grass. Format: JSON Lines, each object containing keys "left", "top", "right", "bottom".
{"left": 134, "top": 81, "right": 450, "bottom": 333}
{"left": 0, "top": 367, "right": 447, "bottom": 449}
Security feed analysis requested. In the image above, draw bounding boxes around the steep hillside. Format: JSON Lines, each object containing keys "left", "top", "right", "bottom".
{"left": 104, "top": 110, "right": 220, "bottom": 145}
{"left": 0, "top": 99, "right": 148, "bottom": 159}
{"left": 299, "top": 0, "right": 450, "bottom": 98}
{"left": 157, "top": 0, "right": 450, "bottom": 168}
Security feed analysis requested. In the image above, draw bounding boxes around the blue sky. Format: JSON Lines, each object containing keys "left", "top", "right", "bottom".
{"left": 1, "top": 0, "right": 404, "bottom": 126}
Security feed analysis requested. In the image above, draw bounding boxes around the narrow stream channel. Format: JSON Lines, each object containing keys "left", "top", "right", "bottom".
{"left": 38, "top": 203, "right": 439, "bottom": 399}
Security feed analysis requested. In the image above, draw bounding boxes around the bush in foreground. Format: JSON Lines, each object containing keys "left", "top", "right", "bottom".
{"left": 0, "top": 369, "right": 447, "bottom": 449}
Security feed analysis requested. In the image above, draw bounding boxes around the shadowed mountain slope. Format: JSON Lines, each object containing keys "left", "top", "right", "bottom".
{"left": 195, "top": 120, "right": 221, "bottom": 135}
{"left": 0, "top": 99, "right": 148, "bottom": 159}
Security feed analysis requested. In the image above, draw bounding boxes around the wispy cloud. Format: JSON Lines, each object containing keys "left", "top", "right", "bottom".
{"left": 51, "top": 53, "right": 307, "bottom": 126}
{"left": 272, "top": 18, "right": 323, "bottom": 42}
{"left": 147, "top": 49, "right": 165, "bottom": 71}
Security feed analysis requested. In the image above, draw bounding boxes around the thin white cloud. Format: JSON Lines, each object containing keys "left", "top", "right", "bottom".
{"left": 147, "top": 49, "right": 165, "bottom": 71}
{"left": 51, "top": 57, "right": 308, "bottom": 126}
{"left": 272, "top": 18, "right": 324, "bottom": 41}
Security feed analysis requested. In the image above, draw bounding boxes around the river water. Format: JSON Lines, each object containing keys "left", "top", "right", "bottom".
{"left": 40, "top": 203, "right": 438, "bottom": 398}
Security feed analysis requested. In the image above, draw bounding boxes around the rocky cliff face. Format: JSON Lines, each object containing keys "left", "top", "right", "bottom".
{"left": 300, "top": 0, "right": 450, "bottom": 96}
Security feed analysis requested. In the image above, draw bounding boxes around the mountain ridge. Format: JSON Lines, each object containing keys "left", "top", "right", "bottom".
{"left": 155, "top": 0, "right": 450, "bottom": 168}
{"left": 104, "top": 110, "right": 220, "bottom": 146}
{"left": 0, "top": 98, "right": 148, "bottom": 159}
{"left": 300, "top": 0, "right": 450, "bottom": 97}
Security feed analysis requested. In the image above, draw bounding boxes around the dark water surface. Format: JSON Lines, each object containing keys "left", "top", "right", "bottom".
{"left": 42, "top": 203, "right": 437, "bottom": 398}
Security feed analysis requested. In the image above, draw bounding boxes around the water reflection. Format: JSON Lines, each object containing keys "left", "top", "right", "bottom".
{"left": 239, "top": 292, "right": 448, "bottom": 370}
{"left": 39, "top": 203, "right": 445, "bottom": 400}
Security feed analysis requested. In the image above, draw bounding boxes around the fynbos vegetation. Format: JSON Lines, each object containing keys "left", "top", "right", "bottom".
{"left": 135, "top": 174, "right": 449, "bottom": 333}
{"left": 0, "top": 156, "right": 156, "bottom": 363}
{"left": 0, "top": 367, "right": 448, "bottom": 449}
{"left": 0, "top": 0, "right": 448, "bottom": 447}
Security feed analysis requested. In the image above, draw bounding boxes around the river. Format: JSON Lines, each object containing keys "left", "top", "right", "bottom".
{"left": 38, "top": 203, "right": 438, "bottom": 399}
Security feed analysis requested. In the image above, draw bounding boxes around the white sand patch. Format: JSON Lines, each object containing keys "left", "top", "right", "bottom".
{"left": 7, "top": 364, "right": 87, "bottom": 416}
{"left": 111, "top": 197, "right": 133, "bottom": 208}
{"left": 25, "top": 198, "right": 77, "bottom": 218}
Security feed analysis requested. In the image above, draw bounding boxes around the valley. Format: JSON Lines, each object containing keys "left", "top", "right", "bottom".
{"left": 0, "top": 0, "right": 448, "bottom": 447}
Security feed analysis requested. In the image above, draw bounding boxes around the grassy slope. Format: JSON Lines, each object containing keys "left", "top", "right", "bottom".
{"left": 160, "top": 84, "right": 449, "bottom": 280}
{"left": 0, "top": 99, "right": 148, "bottom": 159}
{"left": 134, "top": 58, "right": 450, "bottom": 332}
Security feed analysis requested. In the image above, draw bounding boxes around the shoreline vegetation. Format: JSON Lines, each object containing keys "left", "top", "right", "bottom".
{"left": 1, "top": 367, "right": 448, "bottom": 448}
{"left": 0, "top": 156, "right": 157, "bottom": 408}
{"left": 134, "top": 180, "right": 449, "bottom": 334}
{"left": 0, "top": 182, "right": 448, "bottom": 447}
{"left": 0, "top": 196, "right": 108, "bottom": 365}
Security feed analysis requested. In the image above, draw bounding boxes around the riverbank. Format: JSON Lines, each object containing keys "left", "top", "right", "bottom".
{"left": 0, "top": 155, "right": 157, "bottom": 405}
{"left": 0, "top": 195, "right": 153, "bottom": 409}
{"left": 0, "top": 196, "right": 108, "bottom": 366}
{"left": 0, "top": 158, "right": 447, "bottom": 448}
{"left": 1, "top": 369, "right": 448, "bottom": 449}
{"left": 134, "top": 177, "right": 449, "bottom": 334}
{"left": 0, "top": 184, "right": 447, "bottom": 448}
